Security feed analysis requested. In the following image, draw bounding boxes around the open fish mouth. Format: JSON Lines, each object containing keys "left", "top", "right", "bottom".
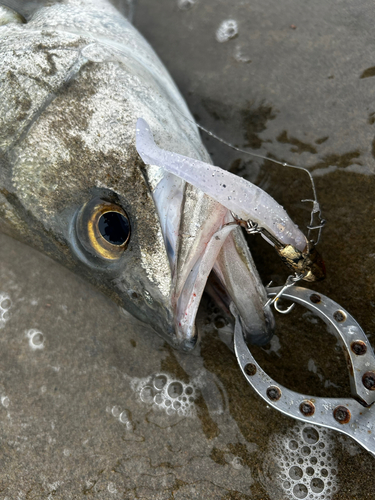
{"left": 137, "top": 119, "right": 279, "bottom": 350}
{"left": 173, "top": 220, "right": 240, "bottom": 345}
{"left": 152, "top": 180, "right": 274, "bottom": 351}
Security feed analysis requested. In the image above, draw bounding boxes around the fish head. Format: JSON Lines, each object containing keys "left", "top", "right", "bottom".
{"left": 0, "top": 3, "right": 274, "bottom": 350}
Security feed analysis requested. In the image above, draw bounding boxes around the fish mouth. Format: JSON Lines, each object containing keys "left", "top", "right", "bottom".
{"left": 173, "top": 210, "right": 239, "bottom": 349}
{"left": 173, "top": 206, "right": 275, "bottom": 350}
{"left": 144, "top": 165, "right": 274, "bottom": 352}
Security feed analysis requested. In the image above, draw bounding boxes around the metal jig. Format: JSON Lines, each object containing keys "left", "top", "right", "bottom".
{"left": 233, "top": 286, "right": 375, "bottom": 456}
{"left": 229, "top": 212, "right": 326, "bottom": 309}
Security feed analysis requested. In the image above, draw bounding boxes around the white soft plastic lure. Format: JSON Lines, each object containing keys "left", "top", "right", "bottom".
{"left": 136, "top": 117, "right": 308, "bottom": 252}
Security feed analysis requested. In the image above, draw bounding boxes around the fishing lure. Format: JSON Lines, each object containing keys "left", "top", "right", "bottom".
{"left": 156, "top": 106, "right": 328, "bottom": 309}
{"left": 136, "top": 118, "right": 325, "bottom": 295}
{"left": 136, "top": 118, "right": 375, "bottom": 457}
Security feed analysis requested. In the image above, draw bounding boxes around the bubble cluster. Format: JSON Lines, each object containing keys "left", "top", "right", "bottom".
{"left": 26, "top": 329, "right": 45, "bottom": 350}
{"left": 132, "top": 373, "right": 197, "bottom": 417}
{"left": 272, "top": 423, "right": 338, "bottom": 499}
{"left": 106, "top": 405, "right": 133, "bottom": 430}
{"left": 0, "top": 294, "right": 11, "bottom": 327}
{"left": 216, "top": 20, "right": 238, "bottom": 43}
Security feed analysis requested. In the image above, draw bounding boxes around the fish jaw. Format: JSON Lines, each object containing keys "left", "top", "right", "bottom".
{"left": 172, "top": 192, "right": 230, "bottom": 348}
{"left": 213, "top": 226, "right": 275, "bottom": 345}
{"left": 143, "top": 167, "right": 275, "bottom": 350}
{"left": 172, "top": 210, "right": 275, "bottom": 348}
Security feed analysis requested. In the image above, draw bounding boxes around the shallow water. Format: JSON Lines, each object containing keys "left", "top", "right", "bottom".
{"left": 1, "top": 0, "right": 375, "bottom": 498}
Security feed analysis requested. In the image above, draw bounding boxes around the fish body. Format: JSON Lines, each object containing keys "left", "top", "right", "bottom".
{"left": 0, "top": 0, "right": 273, "bottom": 349}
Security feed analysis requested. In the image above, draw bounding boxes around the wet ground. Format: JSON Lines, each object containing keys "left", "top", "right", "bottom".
{"left": 1, "top": 0, "right": 375, "bottom": 498}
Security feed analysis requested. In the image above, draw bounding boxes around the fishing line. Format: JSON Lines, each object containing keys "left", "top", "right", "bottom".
{"left": 172, "top": 105, "right": 326, "bottom": 244}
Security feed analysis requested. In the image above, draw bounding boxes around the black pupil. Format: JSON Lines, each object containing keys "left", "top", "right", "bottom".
{"left": 98, "top": 212, "right": 130, "bottom": 246}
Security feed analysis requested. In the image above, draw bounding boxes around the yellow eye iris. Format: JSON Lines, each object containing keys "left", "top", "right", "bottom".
{"left": 76, "top": 198, "right": 131, "bottom": 260}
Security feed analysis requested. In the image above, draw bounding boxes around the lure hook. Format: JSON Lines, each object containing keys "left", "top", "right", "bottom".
{"left": 273, "top": 297, "right": 295, "bottom": 314}
{"left": 263, "top": 273, "right": 304, "bottom": 310}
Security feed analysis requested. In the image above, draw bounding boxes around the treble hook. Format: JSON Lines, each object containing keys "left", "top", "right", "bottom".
{"left": 263, "top": 273, "right": 304, "bottom": 312}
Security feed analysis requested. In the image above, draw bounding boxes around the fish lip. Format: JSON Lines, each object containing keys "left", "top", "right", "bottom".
{"left": 172, "top": 220, "right": 275, "bottom": 350}
{"left": 172, "top": 219, "right": 236, "bottom": 350}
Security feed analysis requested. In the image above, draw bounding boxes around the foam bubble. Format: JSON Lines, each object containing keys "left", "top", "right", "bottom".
{"left": 0, "top": 293, "right": 11, "bottom": 327}
{"left": 263, "top": 422, "right": 339, "bottom": 499}
{"left": 26, "top": 329, "right": 45, "bottom": 350}
{"left": 130, "top": 373, "right": 198, "bottom": 417}
{"left": 119, "top": 410, "right": 130, "bottom": 424}
{"left": 107, "top": 482, "right": 117, "bottom": 494}
{"left": 111, "top": 405, "right": 121, "bottom": 418}
{"left": 107, "top": 404, "right": 133, "bottom": 430}
{"left": 167, "top": 381, "right": 183, "bottom": 398}
{"left": 216, "top": 20, "right": 238, "bottom": 43}
{"left": 153, "top": 375, "right": 167, "bottom": 390}
{"left": 1, "top": 396, "right": 10, "bottom": 408}
{"left": 140, "top": 385, "right": 154, "bottom": 404}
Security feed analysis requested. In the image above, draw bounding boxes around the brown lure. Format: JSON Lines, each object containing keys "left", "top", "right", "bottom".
{"left": 233, "top": 217, "right": 326, "bottom": 282}
{"left": 275, "top": 241, "right": 326, "bottom": 282}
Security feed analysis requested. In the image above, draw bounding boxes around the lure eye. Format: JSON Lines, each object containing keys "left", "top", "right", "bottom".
{"left": 76, "top": 198, "right": 131, "bottom": 260}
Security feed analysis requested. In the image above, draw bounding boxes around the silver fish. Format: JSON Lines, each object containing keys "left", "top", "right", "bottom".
{"left": 0, "top": 0, "right": 274, "bottom": 350}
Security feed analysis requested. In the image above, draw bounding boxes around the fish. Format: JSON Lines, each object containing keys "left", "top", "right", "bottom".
{"left": 0, "top": 0, "right": 298, "bottom": 351}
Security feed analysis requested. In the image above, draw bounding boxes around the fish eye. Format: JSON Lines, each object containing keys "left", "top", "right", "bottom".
{"left": 98, "top": 211, "right": 130, "bottom": 246}
{"left": 76, "top": 198, "right": 131, "bottom": 260}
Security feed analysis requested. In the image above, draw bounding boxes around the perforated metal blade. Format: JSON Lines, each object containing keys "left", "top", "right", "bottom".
{"left": 233, "top": 286, "right": 375, "bottom": 456}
